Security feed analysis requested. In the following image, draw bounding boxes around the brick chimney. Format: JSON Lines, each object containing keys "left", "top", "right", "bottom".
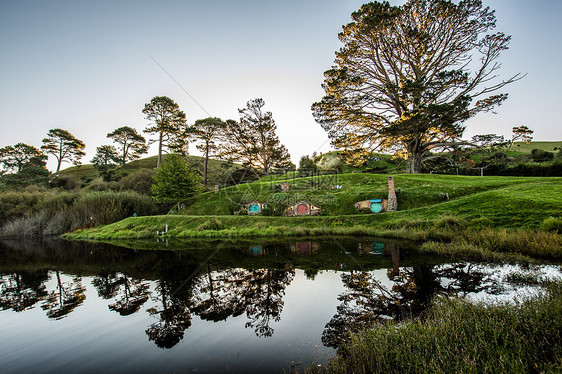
{"left": 387, "top": 176, "right": 397, "bottom": 211}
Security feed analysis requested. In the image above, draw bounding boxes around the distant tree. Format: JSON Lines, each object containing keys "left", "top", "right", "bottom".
{"left": 471, "top": 134, "right": 507, "bottom": 149}
{"left": 297, "top": 155, "right": 318, "bottom": 177}
{"left": 220, "top": 99, "right": 292, "bottom": 174}
{"left": 142, "top": 96, "right": 188, "bottom": 168}
{"left": 312, "top": 0, "right": 521, "bottom": 173}
{"left": 509, "top": 125, "right": 534, "bottom": 149}
{"left": 0, "top": 143, "right": 47, "bottom": 174}
{"left": 191, "top": 117, "right": 226, "bottom": 187}
{"left": 41, "top": 128, "right": 86, "bottom": 175}
{"left": 151, "top": 154, "right": 200, "bottom": 210}
{"left": 107, "top": 126, "right": 148, "bottom": 165}
{"left": 91, "top": 145, "right": 119, "bottom": 177}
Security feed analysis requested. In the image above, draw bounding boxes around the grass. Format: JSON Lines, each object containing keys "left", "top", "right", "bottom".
{"left": 303, "top": 281, "right": 562, "bottom": 374}
{"left": 62, "top": 173, "right": 562, "bottom": 261}
{"left": 509, "top": 140, "right": 562, "bottom": 153}
{"left": 179, "top": 173, "right": 562, "bottom": 222}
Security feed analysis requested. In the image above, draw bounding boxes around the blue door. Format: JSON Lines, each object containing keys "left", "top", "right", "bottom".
{"left": 370, "top": 202, "right": 382, "bottom": 213}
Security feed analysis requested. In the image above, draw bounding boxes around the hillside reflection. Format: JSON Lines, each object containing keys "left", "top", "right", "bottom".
{"left": 0, "top": 238, "right": 539, "bottom": 350}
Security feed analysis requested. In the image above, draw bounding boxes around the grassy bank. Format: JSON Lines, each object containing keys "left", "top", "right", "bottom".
{"left": 64, "top": 174, "right": 562, "bottom": 261}
{"left": 302, "top": 281, "right": 562, "bottom": 374}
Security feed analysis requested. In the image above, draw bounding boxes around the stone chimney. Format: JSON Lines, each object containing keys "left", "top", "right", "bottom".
{"left": 387, "top": 176, "right": 398, "bottom": 211}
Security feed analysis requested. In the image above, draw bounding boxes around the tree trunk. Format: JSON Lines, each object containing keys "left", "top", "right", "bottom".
{"left": 122, "top": 142, "right": 128, "bottom": 165}
{"left": 406, "top": 150, "right": 423, "bottom": 174}
{"left": 203, "top": 142, "right": 209, "bottom": 187}
{"left": 157, "top": 132, "right": 163, "bottom": 168}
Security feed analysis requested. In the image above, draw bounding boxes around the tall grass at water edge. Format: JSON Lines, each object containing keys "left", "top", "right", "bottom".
{"left": 302, "top": 281, "right": 562, "bottom": 374}
{"left": 0, "top": 191, "right": 156, "bottom": 238}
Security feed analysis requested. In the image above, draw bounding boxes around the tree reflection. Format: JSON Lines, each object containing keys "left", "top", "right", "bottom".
{"left": 323, "top": 247, "right": 496, "bottom": 349}
{"left": 41, "top": 271, "right": 86, "bottom": 320}
{"left": 191, "top": 265, "right": 245, "bottom": 322}
{"left": 93, "top": 271, "right": 150, "bottom": 316}
{"left": 191, "top": 266, "right": 295, "bottom": 338}
{"left": 242, "top": 268, "right": 294, "bottom": 338}
{"left": 0, "top": 270, "right": 49, "bottom": 312}
{"left": 146, "top": 278, "right": 192, "bottom": 349}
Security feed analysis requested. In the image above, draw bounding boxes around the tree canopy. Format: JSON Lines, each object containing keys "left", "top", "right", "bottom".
{"left": 312, "top": 0, "right": 520, "bottom": 173}
{"left": 41, "top": 128, "right": 86, "bottom": 175}
{"left": 91, "top": 145, "right": 119, "bottom": 177}
{"left": 0, "top": 143, "right": 46, "bottom": 174}
{"left": 220, "top": 99, "right": 292, "bottom": 174}
{"left": 107, "top": 126, "right": 147, "bottom": 165}
{"left": 510, "top": 125, "right": 533, "bottom": 149}
{"left": 0, "top": 143, "right": 49, "bottom": 185}
{"left": 191, "top": 117, "right": 226, "bottom": 187}
{"left": 143, "top": 96, "right": 188, "bottom": 168}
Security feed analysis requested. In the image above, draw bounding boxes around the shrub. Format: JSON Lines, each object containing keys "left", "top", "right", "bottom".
{"left": 48, "top": 174, "right": 78, "bottom": 190}
{"left": 196, "top": 218, "right": 225, "bottom": 231}
{"left": 468, "top": 217, "right": 494, "bottom": 230}
{"left": 541, "top": 217, "right": 562, "bottom": 234}
{"left": 84, "top": 178, "right": 120, "bottom": 192}
{"left": 119, "top": 169, "right": 155, "bottom": 196}
{"left": 434, "top": 214, "right": 467, "bottom": 229}
{"left": 531, "top": 148, "right": 555, "bottom": 162}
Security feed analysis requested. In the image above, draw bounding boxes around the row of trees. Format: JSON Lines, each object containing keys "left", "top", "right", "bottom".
{"left": 143, "top": 96, "right": 292, "bottom": 186}
{"left": 1, "top": 97, "right": 292, "bottom": 187}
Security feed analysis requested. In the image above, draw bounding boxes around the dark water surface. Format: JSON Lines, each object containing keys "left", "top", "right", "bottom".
{"left": 0, "top": 237, "right": 559, "bottom": 374}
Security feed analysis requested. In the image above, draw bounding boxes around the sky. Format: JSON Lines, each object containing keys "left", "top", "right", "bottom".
{"left": 1, "top": 0, "right": 561, "bottom": 172}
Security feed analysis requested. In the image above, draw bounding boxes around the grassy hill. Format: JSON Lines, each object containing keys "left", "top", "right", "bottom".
{"left": 181, "top": 173, "right": 561, "bottom": 225}
{"left": 59, "top": 154, "right": 238, "bottom": 187}
{"left": 508, "top": 141, "right": 562, "bottom": 153}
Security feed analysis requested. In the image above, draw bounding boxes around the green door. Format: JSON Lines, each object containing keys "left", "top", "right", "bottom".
{"left": 370, "top": 202, "right": 382, "bottom": 213}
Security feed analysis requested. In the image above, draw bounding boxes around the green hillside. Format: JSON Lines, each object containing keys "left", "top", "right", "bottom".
{"left": 509, "top": 141, "right": 562, "bottom": 153}
{"left": 181, "top": 173, "right": 561, "bottom": 223}
{"left": 59, "top": 154, "right": 237, "bottom": 186}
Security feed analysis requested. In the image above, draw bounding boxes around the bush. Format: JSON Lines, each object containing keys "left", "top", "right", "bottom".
{"left": 48, "top": 174, "right": 78, "bottom": 190}
{"left": 468, "top": 217, "right": 494, "bottom": 230}
{"left": 531, "top": 148, "right": 555, "bottom": 162}
{"left": 434, "top": 214, "right": 467, "bottom": 229}
{"left": 119, "top": 169, "right": 155, "bottom": 196}
{"left": 261, "top": 204, "right": 283, "bottom": 216}
{"left": 84, "top": 178, "right": 120, "bottom": 192}
{"left": 196, "top": 218, "right": 225, "bottom": 231}
{"left": 541, "top": 217, "right": 562, "bottom": 234}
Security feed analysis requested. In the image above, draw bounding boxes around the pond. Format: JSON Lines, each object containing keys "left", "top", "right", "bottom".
{"left": 0, "top": 237, "right": 560, "bottom": 374}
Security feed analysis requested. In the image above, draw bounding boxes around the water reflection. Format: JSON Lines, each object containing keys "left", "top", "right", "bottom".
{"left": 93, "top": 271, "right": 150, "bottom": 316}
{"left": 0, "top": 238, "right": 560, "bottom": 363}
{"left": 41, "top": 271, "right": 86, "bottom": 320}
{"left": 0, "top": 269, "right": 48, "bottom": 312}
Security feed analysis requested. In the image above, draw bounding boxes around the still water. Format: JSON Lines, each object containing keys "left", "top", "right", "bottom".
{"left": 0, "top": 237, "right": 560, "bottom": 374}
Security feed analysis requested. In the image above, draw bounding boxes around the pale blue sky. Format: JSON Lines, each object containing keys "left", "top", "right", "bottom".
{"left": 1, "top": 0, "right": 561, "bottom": 172}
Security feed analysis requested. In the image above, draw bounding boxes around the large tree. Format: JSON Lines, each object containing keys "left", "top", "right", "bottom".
{"left": 312, "top": 0, "right": 520, "bottom": 173}
{"left": 0, "top": 143, "right": 46, "bottom": 174}
{"left": 107, "top": 126, "right": 148, "bottom": 165}
{"left": 41, "top": 128, "right": 86, "bottom": 175}
{"left": 142, "top": 96, "right": 188, "bottom": 168}
{"left": 220, "top": 99, "right": 292, "bottom": 174}
{"left": 191, "top": 117, "right": 226, "bottom": 187}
